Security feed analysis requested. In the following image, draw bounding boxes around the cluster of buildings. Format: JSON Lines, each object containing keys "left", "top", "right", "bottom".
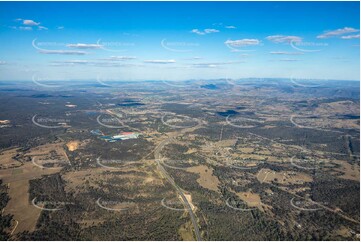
{"left": 91, "top": 129, "right": 140, "bottom": 142}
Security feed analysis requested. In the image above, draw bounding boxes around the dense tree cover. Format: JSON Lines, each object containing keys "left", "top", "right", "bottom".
{"left": 0, "top": 180, "right": 12, "bottom": 240}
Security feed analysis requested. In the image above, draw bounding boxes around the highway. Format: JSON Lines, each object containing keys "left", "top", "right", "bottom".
{"left": 154, "top": 122, "right": 203, "bottom": 241}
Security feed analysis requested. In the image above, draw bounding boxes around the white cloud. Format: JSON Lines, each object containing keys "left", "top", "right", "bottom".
{"left": 13, "top": 18, "right": 47, "bottom": 31}
{"left": 212, "top": 23, "right": 223, "bottom": 27}
{"left": 192, "top": 64, "right": 218, "bottom": 68}
{"left": 191, "top": 29, "right": 204, "bottom": 35}
{"left": 277, "top": 59, "right": 299, "bottom": 62}
{"left": 341, "top": 34, "right": 360, "bottom": 39}
{"left": 32, "top": 39, "right": 88, "bottom": 55}
{"left": 190, "top": 61, "right": 241, "bottom": 68}
{"left": 19, "top": 26, "right": 33, "bottom": 31}
{"left": 266, "top": 35, "right": 302, "bottom": 43}
{"left": 50, "top": 59, "right": 143, "bottom": 67}
{"left": 57, "top": 26, "right": 64, "bottom": 30}
{"left": 317, "top": 27, "right": 359, "bottom": 39}
{"left": 100, "top": 56, "right": 137, "bottom": 61}
{"left": 184, "top": 56, "right": 202, "bottom": 60}
{"left": 204, "top": 29, "right": 219, "bottom": 34}
{"left": 67, "top": 43, "right": 103, "bottom": 49}
{"left": 53, "top": 60, "right": 88, "bottom": 65}
{"left": 225, "top": 26, "right": 236, "bottom": 29}
{"left": 38, "top": 26, "right": 48, "bottom": 30}
{"left": 144, "top": 59, "right": 176, "bottom": 64}
{"left": 38, "top": 50, "right": 88, "bottom": 55}
{"left": 270, "top": 51, "right": 303, "bottom": 55}
{"left": 0, "top": 61, "right": 7, "bottom": 65}
{"left": 191, "top": 28, "right": 219, "bottom": 35}
{"left": 225, "top": 39, "right": 260, "bottom": 47}
{"left": 23, "top": 19, "right": 40, "bottom": 26}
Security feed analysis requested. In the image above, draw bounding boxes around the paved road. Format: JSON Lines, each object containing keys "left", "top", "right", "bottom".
{"left": 154, "top": 122, "right": 203, "bottom": 241}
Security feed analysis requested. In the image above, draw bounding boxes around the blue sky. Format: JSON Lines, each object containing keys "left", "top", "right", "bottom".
{"left": 0, "top": 1, "right": 359, "bottom": 81}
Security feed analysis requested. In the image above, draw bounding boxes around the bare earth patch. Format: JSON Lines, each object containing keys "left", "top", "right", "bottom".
{"left": 0, "top": 162, "right": 61, "bottom": 235}
{"left": 236, "top": 191, "right": 262, "bottom": 208}
{"left": 4, "top": 180, "right": 41, "bottom": 234}
{"left": 257, "top": 168, "right": 313, "bottom": 185}
{"left": 0, "top": 148, "right": 22, "bottom": 169}
{"left": 186, "top": 165, "right": 220, "bottom": 192}
{"left": 66, "top": 141, "right": 80, "bottom": 151}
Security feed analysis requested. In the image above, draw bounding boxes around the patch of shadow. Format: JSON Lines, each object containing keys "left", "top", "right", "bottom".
{"left": 217, "top": 110, "right": 238, "bottom": 117}
{"left": 200, "top": 84, "right": 218, "bottom": 90}
{"left": 30, "top": 94, "right": 54, "bottom": 98}
{"left": 117, "top": 102, "right": 145, "bottom": 107}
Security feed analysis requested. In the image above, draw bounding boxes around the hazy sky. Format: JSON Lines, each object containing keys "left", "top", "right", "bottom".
{"left": 0, "top": 1, "right": 360, "bottom": 81}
